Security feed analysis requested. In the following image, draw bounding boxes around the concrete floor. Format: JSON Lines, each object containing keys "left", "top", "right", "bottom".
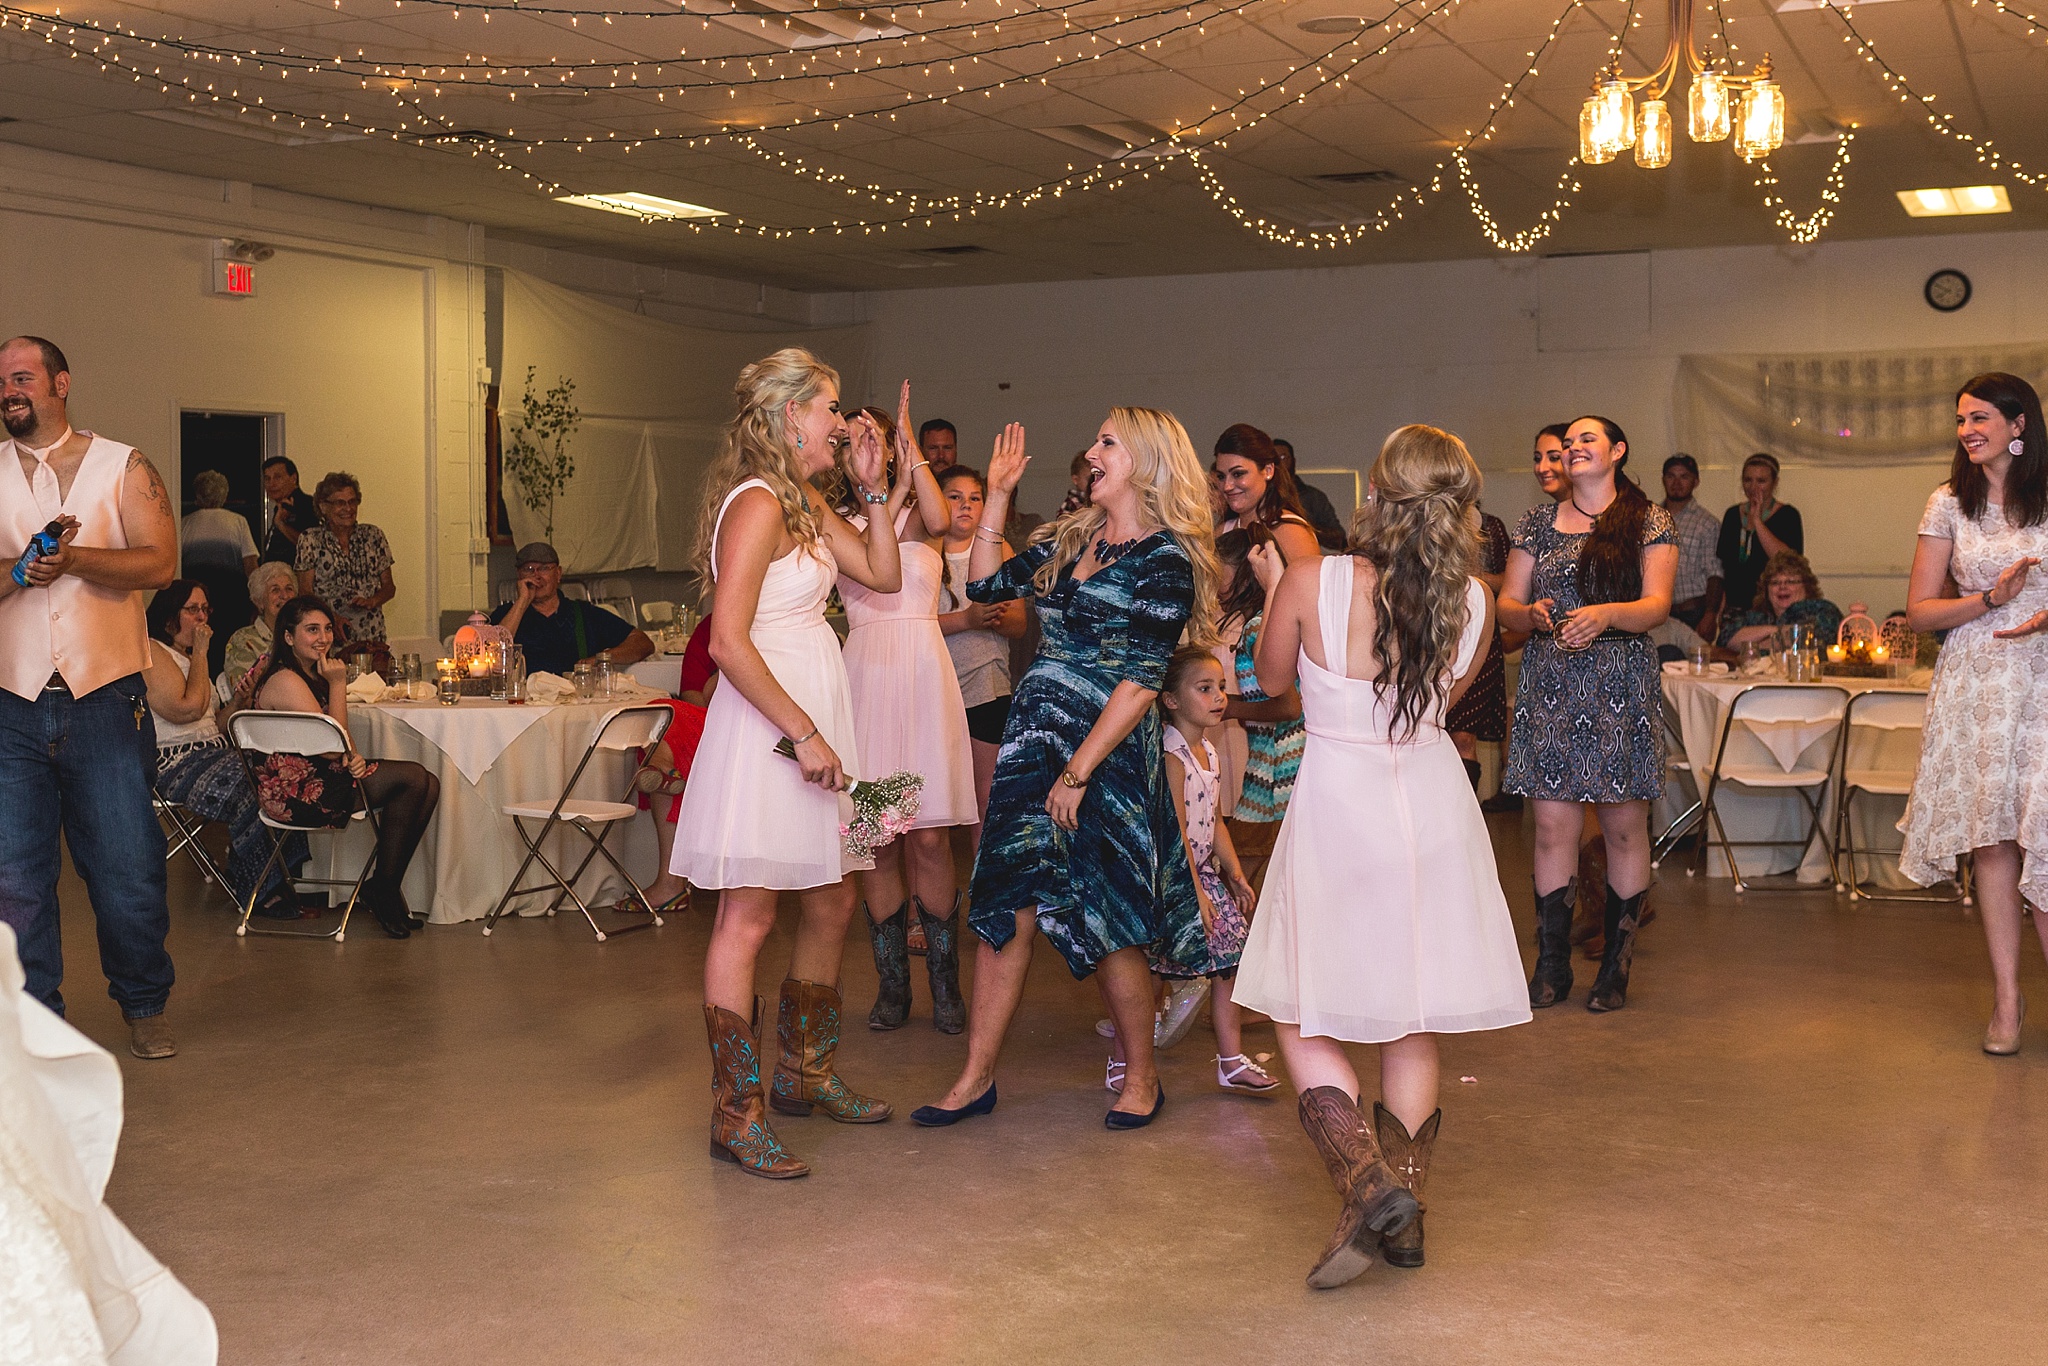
{"left": 49, "top": 817, "right": 2048, "bottom": 1366}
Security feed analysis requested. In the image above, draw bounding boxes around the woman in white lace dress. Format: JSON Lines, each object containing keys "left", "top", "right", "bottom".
{"left": 1901, "top": 373, "right": 2048, "bottom": 1056}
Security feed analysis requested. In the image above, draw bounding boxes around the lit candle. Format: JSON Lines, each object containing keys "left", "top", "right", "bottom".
{"left": 468, "top": 656, "right": 490, "bottom": 677}
{"left": 1873, "top": 645, "right": 1888, "bottom": 661}
{"left": 1827, "top": 644, "right": 1846, "bottom": 662}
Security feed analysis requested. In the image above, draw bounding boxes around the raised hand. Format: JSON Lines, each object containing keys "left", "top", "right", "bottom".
{"left": 844, "top": 412, "right": 888, "bottom": 496}
{"left": 319, "top": 656, "right": 348, "bottom": 689}
{"left": 895, "top": 379, "right": 916, "bottom": 464}
{"left": 190, "top": 621, "right": 213, "bottom": 658}
{"left": 988, "top": 423, "right": 1029, "bottom": 496}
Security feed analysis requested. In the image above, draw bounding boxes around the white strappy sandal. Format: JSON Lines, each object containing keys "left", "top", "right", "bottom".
{"left": 1215, "top": 1054, "right": 1279, "bottom": 1093}
{"left": 1104, "top": 1056, "right": 1127, "bottom": 1094}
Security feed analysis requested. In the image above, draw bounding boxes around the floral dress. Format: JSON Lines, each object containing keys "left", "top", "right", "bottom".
{"left": 1502, "top": 502, "right": 1677, "bottom": 803}
{"left": 254, "top": 751, "right": 373, "bottom": 828}
{"left": 1151, "top": 726, "right": 1249, "bottom": 980}
{"left": 1900, "top": 486, "right": 2048, "bottom": 906}
{"left": 294, "top": 523, "right": 393, "bottom": 644}
{"left": 964, "top": 533, "right": 1205, "bottom": 978}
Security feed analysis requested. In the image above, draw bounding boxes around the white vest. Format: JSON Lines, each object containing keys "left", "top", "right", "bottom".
{"left": 0, "top": 434, "right": 152, "bottom": 701}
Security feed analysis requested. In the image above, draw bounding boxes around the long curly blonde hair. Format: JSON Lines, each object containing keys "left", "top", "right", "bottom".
{"left": 692, "top": 348, "right": 839, "bottom": 579}
{"left": 1350, "top": 423, "right": 1482, "bottom": 740}
{"left": 1030, "top": 406, "right": 1220, "bottom": 650}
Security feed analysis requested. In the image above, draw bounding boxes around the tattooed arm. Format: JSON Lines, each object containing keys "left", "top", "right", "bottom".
{"left": 23, "top": 448, "right": 178, "bottom": 592}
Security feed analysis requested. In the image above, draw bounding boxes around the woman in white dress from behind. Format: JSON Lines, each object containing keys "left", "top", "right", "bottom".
{"left": 1236, "top": 424, "right": 1531, "bottom": 1289}
{"left": 671, "top": 348, "right": 914, "bottom": 1180}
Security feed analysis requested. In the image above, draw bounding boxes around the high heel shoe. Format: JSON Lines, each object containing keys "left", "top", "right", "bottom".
{"left": 910, "top": 1083, "right": 998, "bottom": 1127}
{"left": 1984, "top": 997, "right": 2026, "bottom": 1056}
{"left": 1105, "top": 1083, "right": 1165, "bottom": 1130}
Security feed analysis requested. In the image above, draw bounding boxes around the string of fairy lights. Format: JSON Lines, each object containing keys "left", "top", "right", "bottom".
{"left": 0, "top": 0, "right": 2040, "bottom": 251}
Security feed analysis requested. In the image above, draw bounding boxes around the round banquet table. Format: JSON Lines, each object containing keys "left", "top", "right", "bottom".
{"left": 306, "top": 696, "right": 662, "bottom": 924}
{"left": 1661, "top": 668, "right": 1931, "bottom": 886}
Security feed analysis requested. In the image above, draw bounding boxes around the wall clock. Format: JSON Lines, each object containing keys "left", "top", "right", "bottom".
{"left": 1925, "top": 269, "right": 1972, "bottom": 312}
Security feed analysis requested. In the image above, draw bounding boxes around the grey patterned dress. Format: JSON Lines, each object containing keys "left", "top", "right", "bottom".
{"left": 1501, "top": 502, "right": 1676, "bottom": 803}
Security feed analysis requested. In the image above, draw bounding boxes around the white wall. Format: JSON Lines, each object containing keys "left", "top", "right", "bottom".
{"left": 840, "top": 230, "right": 2048, "bottom": 614}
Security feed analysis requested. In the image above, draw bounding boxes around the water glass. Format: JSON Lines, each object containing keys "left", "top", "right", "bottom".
{"left": 506, "top": 645, "right": 527, "bottom": 704}
{"left": 595, "top": 650, "right": 615, "bottom": 700}
{"left": 572, "top": 661, "right": 594, "bottom": 700}
{"left": 436, "top": 666, "right": 461, "bottom": 706}
{"left": 1687, "top": 642, "right": 1713, "bottom": 676}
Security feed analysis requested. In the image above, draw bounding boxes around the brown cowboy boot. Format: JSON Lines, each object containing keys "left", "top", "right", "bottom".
{"left": 1374, "top": 1104, "right": 1442, "bottom": 1268}
{"left": 918, "top": 893, "right": 966, "bottom": 1035}
{"left": 703, "top": 1001, "right": 808, "bottom": 1179}
{"left": 1297, "top": 1087, "right": 1419, "bottom": 1289}
{"left": 1586, "top": 886, "right": 1648, "bottom": 1013}
{"left": 769, "top": 978, "right": 894, "bottom": 1123}
{"left": 866, "top": 901, "right": 913, "bottom": 1031}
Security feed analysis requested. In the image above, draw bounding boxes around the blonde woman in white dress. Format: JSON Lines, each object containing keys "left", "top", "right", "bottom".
{"left": 1237, "top": 424, "right": 1532, "bottom": 1289}
{"left": 1902, "top": 372, "right": 2048, "bottom": 1057}
{"left": 672, "top": 348, "right": 914, "bottom": 1180}
{"left": 833, "top": 391, "right": 978, "bottom": 1035}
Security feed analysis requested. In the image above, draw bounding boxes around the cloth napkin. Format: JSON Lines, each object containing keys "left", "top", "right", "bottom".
{"left": 1661, "top": 661, "right": 1730, "bottom": 676}
{"left": 344, "top": 672, "right": 389, "bottom": 704}
{"left": 524, "top": 671, "right": 576, "bottom": 704}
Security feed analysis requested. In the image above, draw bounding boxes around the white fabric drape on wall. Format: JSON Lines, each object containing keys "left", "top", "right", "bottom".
{"left": 1674, "top": 343, "right": 2048, "bottom": 468}
{"left": 501, "top": 271, "right": 872, "bottom": 574}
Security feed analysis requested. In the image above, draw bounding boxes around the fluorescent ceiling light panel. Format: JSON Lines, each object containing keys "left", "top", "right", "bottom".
{"left": 555, "top": 192, "right": 727, "bottom": 221}
{"left": 1896, "top": 185, "right": 2011, "bottom": 218}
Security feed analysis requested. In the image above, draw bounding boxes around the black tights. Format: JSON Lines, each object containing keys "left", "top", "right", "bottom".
{"left": 361, "top": 759, "right": 440, "bottom": 887}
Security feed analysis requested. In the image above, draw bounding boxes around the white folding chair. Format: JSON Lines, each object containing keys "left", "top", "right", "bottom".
{"left": 639, "top": 600, "right": 676, "bottom": 629}
{"left": 1650, "top": 701, "right": 1704, "bottom": 874}
{"left": 227, "top": 711, "right": 382, "bottom": 942}
{"left": 154, "top": 786, "right": 238, "bottom": 910}
{"left": 1697, "top": 684, "right": 1849, "bottom": 894}
{"left": 594, "top": 577, "right": 638, "bottom": 627}
{"left": 495, "top": 580, "right": 516, "bottom": 606}
{"left": 1833, "top": 690, "right": 1971, "bottom": 904}
{"left": 482, "top": 704, "right": 673, "bottom": 942}
{"left": 560, "top": 581, "right": 590, "bottom": 602}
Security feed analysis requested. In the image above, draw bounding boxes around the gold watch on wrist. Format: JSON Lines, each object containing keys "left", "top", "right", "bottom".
{"left": 1059, "top": 769, "right": 1088, "bottom": 790}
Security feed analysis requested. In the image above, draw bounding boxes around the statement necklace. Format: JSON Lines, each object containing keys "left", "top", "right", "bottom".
{"left": 1094, "top": 533, "right": 1146, "bottom": 564}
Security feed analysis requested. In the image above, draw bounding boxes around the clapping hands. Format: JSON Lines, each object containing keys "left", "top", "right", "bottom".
{"left": 988, "top": 423, "right": 1029, "bottom": 495}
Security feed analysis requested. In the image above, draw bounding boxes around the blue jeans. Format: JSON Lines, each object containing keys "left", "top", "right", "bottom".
{"left": 0, "top": 672, "right": 174, "bottom": 1019}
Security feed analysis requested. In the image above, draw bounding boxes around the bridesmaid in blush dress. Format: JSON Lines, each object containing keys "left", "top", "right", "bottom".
{"left": 832, "top": 389, "right": 978, "bottom": 1035}
{"left": 671, "top": 348, "right": 917, "bottom": 1180}
{"left": 1236, "top": 425, "right": 1531, "bottom": 1289}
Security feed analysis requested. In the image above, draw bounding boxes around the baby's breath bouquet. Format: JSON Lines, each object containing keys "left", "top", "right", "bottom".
{"left": 774, "top": 738, "right": 925, "bottom": 860}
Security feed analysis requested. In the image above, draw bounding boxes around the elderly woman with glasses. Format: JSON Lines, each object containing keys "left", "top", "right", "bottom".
{"left": 224, "top": 559, "right": 299, "bottom": 695}
{"left": 1713, "top": 549, "right": 1841, "bottom": 656}
{"left": 294, "top": 471, "right": 395, "bottom": 664}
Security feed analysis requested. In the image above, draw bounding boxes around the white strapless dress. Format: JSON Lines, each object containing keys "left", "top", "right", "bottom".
{"left": 1234, "top": 557, "right": 1532, "bottom": 1043}
{"left": 672, "top": 479, "right": 867, "bottom": 890}
{"left": 839, "top": 519, "right": 976, "bottom": 830}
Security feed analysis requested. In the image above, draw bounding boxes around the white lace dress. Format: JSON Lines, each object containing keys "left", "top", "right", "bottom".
{"left": 1900, "top": 486, "right": 2048, "bottom": 906}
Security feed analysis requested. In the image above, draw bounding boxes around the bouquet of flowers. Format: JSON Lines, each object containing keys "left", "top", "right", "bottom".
{"left": 774, "top": 737, "right": 925, "bottom": 861}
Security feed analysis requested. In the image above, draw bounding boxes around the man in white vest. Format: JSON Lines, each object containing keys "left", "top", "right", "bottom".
{"left": 0, "top": 336, "right": 182, "bottom": 1059}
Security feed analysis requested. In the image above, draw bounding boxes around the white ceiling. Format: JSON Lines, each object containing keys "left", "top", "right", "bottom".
{"left": 3, "top": 0, "right": 2046, "bottom": 291}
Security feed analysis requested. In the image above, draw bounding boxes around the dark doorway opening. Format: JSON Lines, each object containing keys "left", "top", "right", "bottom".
{"left": 177, "top": 411, "right": 277, "bottom": 675}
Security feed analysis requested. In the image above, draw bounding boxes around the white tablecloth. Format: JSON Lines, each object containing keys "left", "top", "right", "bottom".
{"left": 1662, "top": 672, "right": 1925, "bottom": 886}
{"left": 309, "top": 699, "right": 660, "bottom": 923}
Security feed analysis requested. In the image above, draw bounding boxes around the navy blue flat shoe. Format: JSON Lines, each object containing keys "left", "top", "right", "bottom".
{"left": 1105, "top": 1083, "right": 1165, "bottom": 1130}
{"left": 911, "top": 1083, "right": 998, "bottom": 1127}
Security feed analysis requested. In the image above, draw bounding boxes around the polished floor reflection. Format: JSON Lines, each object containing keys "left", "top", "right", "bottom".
{"left": 61, "top": 818, "right": 2046, "bottom": 1366}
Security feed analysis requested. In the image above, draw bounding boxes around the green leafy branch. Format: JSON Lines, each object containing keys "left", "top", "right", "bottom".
{"left": 503, "top": 366, "right": 580, "bottom": 542}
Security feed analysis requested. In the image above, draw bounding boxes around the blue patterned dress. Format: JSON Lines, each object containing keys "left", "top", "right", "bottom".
{"left": 965, "top": 533, "right": 1206, "bottom": 979}
{"left": 1501, "top": 502, "right": 1676, "bottom": 803}
{"left": 1231, "top": 614, "right": 1304, "bottom": 823}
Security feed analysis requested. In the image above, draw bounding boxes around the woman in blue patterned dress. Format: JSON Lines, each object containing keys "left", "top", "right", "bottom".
{"left": 913, "top": 409, "right": 1220, "bottom": 1130}
{"left": 1498, "top": 416, "right": 1677, "bottom": 1013}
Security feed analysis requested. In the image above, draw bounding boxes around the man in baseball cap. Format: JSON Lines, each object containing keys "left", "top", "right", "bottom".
{"left": 489, "top": 541, "right": 653, "bottom": 677}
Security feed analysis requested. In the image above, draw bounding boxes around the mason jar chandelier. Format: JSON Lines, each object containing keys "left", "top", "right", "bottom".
{"left": 1580, "top": 0, "right": 1785, "bottom": 168}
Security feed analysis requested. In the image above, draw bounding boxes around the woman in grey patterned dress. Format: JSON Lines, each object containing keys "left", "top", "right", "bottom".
{"left": 1498, "top": 416, "right": 1677, "bottom": 1013}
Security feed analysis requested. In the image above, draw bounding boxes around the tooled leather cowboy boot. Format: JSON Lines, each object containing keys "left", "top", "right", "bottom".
{"left": 769, "top": 978, "right": 894, "bottom": 1123}
{"left": 1528, "top": 878, "right": 1577, "bottom": 1008}
{"left": 918, "top": 893, "right": 966, "bottom": 1035}
{"left": 703, "top": 1001, "right": 808, "bottom": 1179}
{"left": 1586, "top": 885, "right": 1648, "bottom": 1013}
{"left": 1373, "top": 1104, "right": 1442, "bottom": 1269}
{"left": 1296, "top": 1086, "right": 1419, "bottom": 1289}
{"left": 866, "top": 902, "right": 913, "bottom": 1031}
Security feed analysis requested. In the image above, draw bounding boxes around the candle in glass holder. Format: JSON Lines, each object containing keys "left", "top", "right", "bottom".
{"left": 1827, "top": 644, "right": 1845, "bottom": 663}
{"left": 468, "top": 655, "right": 491, "bottom": 678}
{"left": 436, "top": 658, "right": 462, "bottom": 706}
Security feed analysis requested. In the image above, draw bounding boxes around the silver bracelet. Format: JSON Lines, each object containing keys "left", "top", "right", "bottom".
{"left": 789, "top": 726, "right": 819, "bottom": 746}
{"left": 974, "top": 525, "right": 1006, "bottom": 544}
{"left": 861, "top": 486, "right": 888, "bottom": 505}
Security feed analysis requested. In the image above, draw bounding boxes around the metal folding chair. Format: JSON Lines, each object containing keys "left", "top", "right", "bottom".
{"left": 639, "top": 600, "right": 677, "bottom": 630}
{"left": 560, "top": 581, "right": 590, "bottom": 601}
{"left": 154, "top": 785, "right": 238, "bottom": 910}
{"left": 1650, "top": 701, "right": 1704, "bottom": 874}
{"left": 227, "top": 711, "right": 383, "bottom": 942}
{"left": 1833, "top": 690, "right": 1971, "bottom": 904}
{"left": 594, "top": 577, "right": 638, "bottom": 627}
{"left": 482, "top": 704, "right": 673, "bottom": 942}
{"left": 1697, "top": 684, "right": 1850, "bottom": 894}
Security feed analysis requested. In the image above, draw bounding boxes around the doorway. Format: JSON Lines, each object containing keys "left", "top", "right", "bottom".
{"left": 178, "top": 409, "right": 283, "bottom": 674}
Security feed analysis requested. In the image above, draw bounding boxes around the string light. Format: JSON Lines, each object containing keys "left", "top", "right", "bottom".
{"left": 1754, "top": 126, "right": 1856, "bottom": 245}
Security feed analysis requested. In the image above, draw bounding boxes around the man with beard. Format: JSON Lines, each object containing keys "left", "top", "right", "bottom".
{"left": 0, "top": 337, "right": 181, "bottom": 1059}
{"left": 918, "top": 418, "right": 959, "bottom": 475}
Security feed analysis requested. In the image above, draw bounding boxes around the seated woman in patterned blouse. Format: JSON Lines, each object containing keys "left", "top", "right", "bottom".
{"left": 1715, "top": 549, "right": 1843, "bottom": 655}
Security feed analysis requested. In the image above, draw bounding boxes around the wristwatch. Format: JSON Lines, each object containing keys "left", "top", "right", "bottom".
{"left": 1982, "top": 588, "right": 1999, "bottom": 611}
{"left": 1059, "top": 769, "right": 1088, "bottom": 789}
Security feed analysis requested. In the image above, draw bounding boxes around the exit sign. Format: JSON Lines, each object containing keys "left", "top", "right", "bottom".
{"left": 209, "top": 241, "right": 257, "bottom": 297}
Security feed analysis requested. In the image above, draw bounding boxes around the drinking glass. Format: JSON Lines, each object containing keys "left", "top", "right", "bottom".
{"left": 1687, "top": 642, "right": 1713, "bottom": 676}
{"left": 595, "top": 649, "right": 615, "bottom": 700}
{"left": 436, "top": 663, "right": 461, "bottom": 706}
{"left": 572, "top": 661, "right": 594, "bottom": 700}
{"left": 506, "top": 645, "right": 528, "bottom": 704}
